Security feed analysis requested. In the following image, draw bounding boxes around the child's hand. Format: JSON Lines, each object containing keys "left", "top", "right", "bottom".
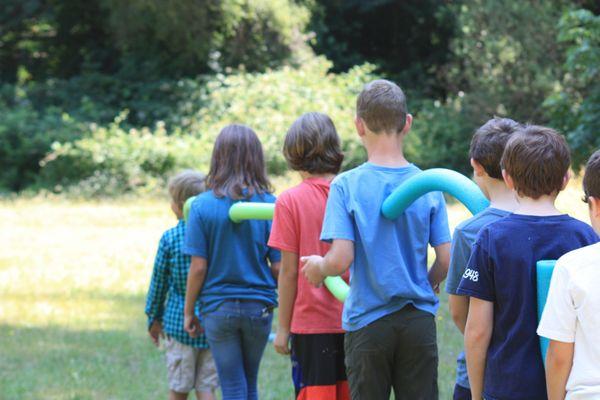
{"left": 184, "top": 314, "right": 203, "bottom": 338}
{"left": 148, "top": 321, "right": 164, "bottom": 347}
{"left": 300, "top": 255, "right": 326, "bottom": 287}
{"left": 273, "top": 328, "right": 291, "bottom": 355}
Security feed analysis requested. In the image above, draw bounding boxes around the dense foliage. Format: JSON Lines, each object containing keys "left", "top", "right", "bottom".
{"left": 1, "top": 1, "right": 598, "bottom": 195}
{"left": 36, "top": 59, "right": 373, "bottom": 196}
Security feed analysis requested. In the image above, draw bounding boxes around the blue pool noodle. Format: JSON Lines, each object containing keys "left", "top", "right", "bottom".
{"left": 537, "top": 260, "right": 557, "bottom": 364}
{"left": 381, "top": 168, "right": 490, "bottom": 219}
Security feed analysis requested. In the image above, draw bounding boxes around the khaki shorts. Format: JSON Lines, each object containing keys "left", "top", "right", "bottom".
{"left": 165, "top": 337, "right": 219, "bottom": 393}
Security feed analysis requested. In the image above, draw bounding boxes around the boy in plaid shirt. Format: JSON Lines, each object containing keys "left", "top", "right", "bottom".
{"left": 146, "top": 170, "right": 219, "bottom": 400}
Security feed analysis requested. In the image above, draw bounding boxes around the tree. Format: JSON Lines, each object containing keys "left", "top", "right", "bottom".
{"left": 545, "top": 9, "right": 600, "bottom": 168}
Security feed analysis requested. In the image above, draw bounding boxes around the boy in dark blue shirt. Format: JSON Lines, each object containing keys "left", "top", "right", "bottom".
{"left": 445, "top": 117, "right": 521, "bottom": 400}
{"left": 458, "top": 126, "right": 599, "bottom": 400}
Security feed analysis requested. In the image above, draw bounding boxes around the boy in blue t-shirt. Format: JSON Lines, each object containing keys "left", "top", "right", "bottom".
{"left": 445, "top": 117, "right": 521, "bottom": 400}
{"left": 302, "top": 80, "right": 451, "bottom": 399}
{"left": 458, "top": 126, "right": 599, "bottom": 400}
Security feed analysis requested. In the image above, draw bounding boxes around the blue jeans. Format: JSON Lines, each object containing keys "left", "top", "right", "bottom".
{"left": 203, "top": 300, "right": 273, "bottom": 400}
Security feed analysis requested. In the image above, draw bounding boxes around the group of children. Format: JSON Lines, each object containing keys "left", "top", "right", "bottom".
{"left": 145, "top": 79, "right": 600, "bottom": 400}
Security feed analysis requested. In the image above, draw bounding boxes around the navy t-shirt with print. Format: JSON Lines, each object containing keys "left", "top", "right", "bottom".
{"left": 457, "top": 214, "right": 598, "bottom": 400}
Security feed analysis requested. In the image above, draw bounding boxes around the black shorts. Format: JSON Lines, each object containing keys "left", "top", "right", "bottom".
{"left": 291, "top": 333, "right": 349, "bottom": 400}
{"left": 344, "top": 305, "right": 438, "bottom": 400}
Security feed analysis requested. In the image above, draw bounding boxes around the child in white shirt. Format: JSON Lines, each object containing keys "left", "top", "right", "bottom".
{"left": 538, "top": 149, "right": 600, "bottom": 399}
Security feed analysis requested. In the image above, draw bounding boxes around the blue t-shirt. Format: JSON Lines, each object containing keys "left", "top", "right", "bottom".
{"left": 445, "top": 207, "right": 511, "bottom": 389}
{"left": 321, "top": 162, "right": 451, "bottom": 332}
{"left": 458, "top": 214, "right": 599, "bottom": 400}
{"left": 183, "top": 190, "right": 281, "bottom": 313}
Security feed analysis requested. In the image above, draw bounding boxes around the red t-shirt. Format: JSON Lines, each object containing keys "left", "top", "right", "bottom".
{"left": 268, "top": 177, "right": 347, "bottom": 334}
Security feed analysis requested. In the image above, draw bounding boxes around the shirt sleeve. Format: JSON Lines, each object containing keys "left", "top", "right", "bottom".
{"left": 320, "top": 180, "right": 355, "bottom": 243}
{"left": 145, "top": 233, "right": 170, "bottom": 328}
{"left": 457, "top": 230, "right": 495, "bottom": 301}
{"left": 429, "top": 192, "right": 451, "bottom": 247}
{"left": 445, "top": 227, "right": 472, "bottom": 295}
{"left": 537, "top": 261, "right": 576, "bottom": 343}
{"left": 268, "top": 195, "right": 299, "bottom": 254}
{"left": 183, "top": 201, "right": 208, "bottom": 258}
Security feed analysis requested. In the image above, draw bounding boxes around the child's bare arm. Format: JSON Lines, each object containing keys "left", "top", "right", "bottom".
{"left": 184, "top": 256, "right": 208, "bottom": 338}
{"left": 428, "top": 242, "right": 451, "bottom": 291}
{"left": 545, "top": 340, "right": 574, "bottom": 400}
{"left": 449, "top": 294, "right": 469, "bottom": 334}
{"left": 270, "top": 261, "right": 281, "bottom": 280}
{"left": 301, "top": 239, "right": 354, "bottom": 287}
{"left": 274, "top": 251, "right": 298, "bottom": 355}
{"left": 465, "top": 297, "right": 493, "bottom": 400}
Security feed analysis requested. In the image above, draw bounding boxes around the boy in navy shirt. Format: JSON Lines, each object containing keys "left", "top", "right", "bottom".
{"left": 445, "top": 117, "right": 521, "bottom": 400}
{"left": 458, "top": 126, "right": 598, "bottom": 400}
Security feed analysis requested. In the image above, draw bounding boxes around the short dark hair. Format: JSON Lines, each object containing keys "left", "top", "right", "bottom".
{"left": 583, "top": 149, "right": 600, "bottom": 203}
{"left": 206, "top": 124, "right": 272, "bottom": 200}
{"left": 470, "top": 117, "right": 522, "bottom": 179}
{"left": 501, "top": 125, "right": 570, "bottom": 199}
{"left": 356, "top": 79, "right": 407, "bottom": 134}
{"left": 168, "top": 170, "right": 206, "bottom": 210}
{"left": 283, "top": 112, "right": 344, "bottom": 175}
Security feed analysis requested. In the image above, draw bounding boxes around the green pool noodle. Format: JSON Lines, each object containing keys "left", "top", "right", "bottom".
{"left": 324, "top": 275, "right": 350, "bottom": 302}
{"left": 381, "top": 168, "right": 490, "bottom": 219}
{"left": 183, "top": 196, "right": 196, "bottom": 222}
{"left": 229, "top": 202, "right": 275, "bottom": 223}
{"left": 227, "top": 201, "right": 349, "bottom": 301}
{"left": 537, "top": 260, "right": 557, "bottom": 365}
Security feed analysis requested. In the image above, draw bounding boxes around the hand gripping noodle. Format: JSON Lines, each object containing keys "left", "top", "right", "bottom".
{"left": 228, "top": 202, "right": 349, "bottom": 301}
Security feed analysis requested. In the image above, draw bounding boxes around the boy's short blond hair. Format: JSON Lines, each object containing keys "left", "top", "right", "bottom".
{"left": 356, "top": 79, "right": 407, "bottom": 134}
{"left": 168, "top": 170, "right": 206, "bottom": 210}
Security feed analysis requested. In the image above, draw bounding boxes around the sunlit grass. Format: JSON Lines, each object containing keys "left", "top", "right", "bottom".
{"left": 0, "top": 177, "right": 591, "bottom": 399}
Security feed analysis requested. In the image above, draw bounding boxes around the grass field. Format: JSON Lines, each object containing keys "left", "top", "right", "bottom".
{"left": 0, "top": 178, "right": 591, "bottom": 399}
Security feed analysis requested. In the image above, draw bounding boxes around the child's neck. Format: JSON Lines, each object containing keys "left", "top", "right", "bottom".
{"left": 483, "top": 179, "right": 518, "bottom": 212}
{"left": 513, "top": 193, "right": 562, "bottom": 216}
{"left": 364, "top": 132, "right": 409, "bottom": 168}
{"left": 299, "top": 171, "right": 335, "bottom": 181}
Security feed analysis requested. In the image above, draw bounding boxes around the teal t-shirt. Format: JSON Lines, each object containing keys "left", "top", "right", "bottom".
{"left": 444, "top": 207, "right": 511, "bottom": 389}
{"left": 321, "top": 163, "right": 451, "bottom": 331}
{"left": 183, "top": 190, "right": 281, "bottom": 313}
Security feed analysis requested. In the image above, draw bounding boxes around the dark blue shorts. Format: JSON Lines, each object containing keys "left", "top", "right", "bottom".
{"left": 453, "top": 383, "right": 471, "bottom": 400}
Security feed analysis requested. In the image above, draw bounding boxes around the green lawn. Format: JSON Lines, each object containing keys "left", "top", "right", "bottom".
{"left": 0, "top": 179, "right": 591, "bottom": 399}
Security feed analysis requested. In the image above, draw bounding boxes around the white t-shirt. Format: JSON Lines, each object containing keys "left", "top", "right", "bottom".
{"left": 538, "top": 242, "right": 600, "bottom": 399}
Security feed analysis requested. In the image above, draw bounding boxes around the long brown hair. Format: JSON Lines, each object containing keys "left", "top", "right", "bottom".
{"left": 206, "top": 124, "right": 273, "bottom": 200}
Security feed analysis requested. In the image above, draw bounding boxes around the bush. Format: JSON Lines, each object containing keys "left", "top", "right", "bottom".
{"left": 187, "top": 57, "right": 374, "bottom": 174}
{"left": 0, "top": 88, "right": 83, "bottom": 191}
{"left": 406, "top": 97, "right": 474, "bottom": 175}
{"left": 544, "top": 9, "right": 600, "bottom": 169}
{"left": 39, "top": 113, "right": 211, "bottom": 196}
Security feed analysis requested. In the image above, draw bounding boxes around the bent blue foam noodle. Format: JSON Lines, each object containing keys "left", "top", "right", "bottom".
{"left": 537, "top": 260, "right": 557, "bottom": 364}
{"left": 381, "top": 168, "right": 490, "bottom": 219}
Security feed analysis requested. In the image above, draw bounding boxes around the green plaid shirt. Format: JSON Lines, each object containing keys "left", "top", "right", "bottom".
{"left": 145, "top": 220, "right": 208, "bottom": 348}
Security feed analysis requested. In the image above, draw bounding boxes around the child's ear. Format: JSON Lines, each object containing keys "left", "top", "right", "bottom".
{"left": 355, "top": 116, "right": 366, "bottom": 137}
{"left": 502, "top": 169, "right": 515, "bottom": 191}
{"left": 400, "top": 114, "right": 413, "bottom": 136}
{"left": 470, "top": 158, "right": 486, "bottom": 177}
{"left": 560, "top": 172, "right": 570, "bottom": 191}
